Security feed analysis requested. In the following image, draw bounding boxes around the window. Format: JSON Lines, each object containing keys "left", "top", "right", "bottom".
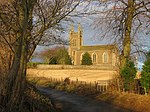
{"left": 103, "top": 52, "right": 108, "bottom": 63}
{"left": 72, "top": 39, "right": 76, "bottom": 46}
{"left": 80, "top": 53, "right": 85, "bottom": 64}
{"left": 92, "top": 53, "right": 97, "bottom": 63}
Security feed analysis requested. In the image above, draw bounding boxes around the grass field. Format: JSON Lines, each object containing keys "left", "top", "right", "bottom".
{"left": 27, "top": 69, "right": 117, "bottom": 83}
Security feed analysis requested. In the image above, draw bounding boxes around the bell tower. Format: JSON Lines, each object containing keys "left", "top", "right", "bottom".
{"left": 69, "top": 23, "right": 83, "bottom": 48}
{"left": 68, "top": 23, "right": 83, "bottom": 64}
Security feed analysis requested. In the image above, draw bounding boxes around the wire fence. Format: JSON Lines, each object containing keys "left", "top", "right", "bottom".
{"left": 28, "top": 76, "right": 112, "bottom": 92}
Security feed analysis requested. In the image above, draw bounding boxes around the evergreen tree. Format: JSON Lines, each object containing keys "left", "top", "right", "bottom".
{"left": 121, "top": 59, "right": 137, "bottom": 92}
{"left": 140, "top": 51, "right": 150, "bottom": 94}
{"left": 81, "top": 52, "right": 92, "bottom": 65}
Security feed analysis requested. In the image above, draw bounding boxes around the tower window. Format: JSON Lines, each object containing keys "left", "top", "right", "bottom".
{"left": 73, "top": 39, "right": 76, "bottom": 46}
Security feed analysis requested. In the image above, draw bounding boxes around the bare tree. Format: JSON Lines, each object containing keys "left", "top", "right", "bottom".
{"left": 92, "top": 0, "right": 150, "bottom": 68}
{"left": 0, "top": 0, "right": 81, "bottom": 111}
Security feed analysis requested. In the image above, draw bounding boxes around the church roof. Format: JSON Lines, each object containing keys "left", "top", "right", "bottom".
{"left": 80, "top": 45, "right": 115, "bottom": 50}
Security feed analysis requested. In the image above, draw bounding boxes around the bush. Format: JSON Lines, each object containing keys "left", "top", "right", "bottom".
{"left": 140, "top": 51, "right": 150, "bottom": 94}
{"left": 81, "top": 52, "right": 92, "bottom": 65}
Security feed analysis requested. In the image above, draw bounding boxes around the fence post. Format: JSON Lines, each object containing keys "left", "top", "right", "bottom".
{"left": 76, "top": 78, "right": 78, "bottom": 83}
{"left": 106, "top": 82, "right": 108, "bottom": 91}
{"left": 103, "top": 82, "right": 105, "bottom": 91}
{"left": 100, "top": 84, "right": 102, "bottom": 92}
{"left": 95, "top": 81, "right": 97, "bottom": 91}
{"left": 90, "top": 82, "right": 91, "bottom": 90}
{"left": 61, "top": 77, "right": 63, "bottom": 82}
{"left": 98, "top": 85, "right": 100, "bottom": 92}
{"left": 85, "top": 82, "right": 86, "bottom": 86}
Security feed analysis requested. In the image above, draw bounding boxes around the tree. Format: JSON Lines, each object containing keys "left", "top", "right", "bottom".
{"left": 56, "top": 48, "right": 72, "bottom": 65}
{"left": 92, "top": 0, "right": 150, "bottom": 68}
{"left": 121, "top": 59, "right": 137, "bottom": 92}
{"left": 39, "top": 46, "right": 62, "bottom": 63}
{"left": 0, "top": 0, "right": 80, "bottom": 111}
{"left": 89, "top": 0, "right": 150, "bottom": 92}
{"left": 140, "top": 51, "right": 150, "bottom": 94}
{"left": 39, "top": 46, "right": 72, "bottom": 65}
{"left": 81, "top": 52, "right": 92, "bottom": 65}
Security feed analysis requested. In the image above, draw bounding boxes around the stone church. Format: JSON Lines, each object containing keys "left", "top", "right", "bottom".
{"left": 68, "top": 23, "right": 118, "bottom": 67}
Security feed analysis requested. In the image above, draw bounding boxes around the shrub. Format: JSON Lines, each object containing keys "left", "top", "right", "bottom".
{"left": 81, "top": 52, "right": 92, "bottom": 65}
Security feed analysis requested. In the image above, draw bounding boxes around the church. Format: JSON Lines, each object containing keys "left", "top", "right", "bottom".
{"left": 68, "top": 23, "right": 118, "bottom": 67}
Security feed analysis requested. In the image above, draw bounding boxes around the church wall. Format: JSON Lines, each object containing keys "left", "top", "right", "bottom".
{"left": 74, "top": 49, "right": 113, "bottom": 66}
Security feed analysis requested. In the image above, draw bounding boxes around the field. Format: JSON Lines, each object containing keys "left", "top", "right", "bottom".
{"left": 27, "top": 69, "right": 117, "bottom": 83}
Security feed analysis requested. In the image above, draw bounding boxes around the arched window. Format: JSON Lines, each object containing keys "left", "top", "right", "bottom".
{"left": 103, "top": 52, "right": 108, "bottom": 63}
{"left": 80, "top": 53, "right": 85, "bottom": 64}
{"left": 92, "top": 53, "right": 97, "bottom": 63}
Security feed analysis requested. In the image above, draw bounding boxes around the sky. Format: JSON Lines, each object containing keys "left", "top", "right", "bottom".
{"left": 35, "top": 0, "right": 150, "bottom": 53}
{"left": 33, "top": 1, "right": 150, "bottom": 70}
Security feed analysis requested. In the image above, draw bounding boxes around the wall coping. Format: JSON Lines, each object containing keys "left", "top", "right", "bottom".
{"left": 36, "top": 64, "right": 117, "bottom": 70}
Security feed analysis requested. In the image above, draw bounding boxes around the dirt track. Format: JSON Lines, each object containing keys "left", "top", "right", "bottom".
{"left": 27, "top": 69, "right": 117, "bottom": 82}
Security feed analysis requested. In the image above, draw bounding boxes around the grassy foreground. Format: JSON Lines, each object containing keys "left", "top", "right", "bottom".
{"left": 29, "top": 77, "right": 150, "bottom": 112}
{"left": 96, "top": 92, "right": 150, "bottom": 112}
{"left": 23, "top": 82, "right": 57, "bottom": 112}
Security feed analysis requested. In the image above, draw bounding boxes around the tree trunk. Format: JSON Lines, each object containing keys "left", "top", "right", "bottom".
{"left": 2, "top": 37, "right": 28, "bottom": 112}
{"left": 10, "top": 42, "right": 28, "bottom": 112}
{"left": 121, "top": 0, "right": 135, "bottom": 68}
{"left": 1, "top": 1, "right": 34, "bottom": 111}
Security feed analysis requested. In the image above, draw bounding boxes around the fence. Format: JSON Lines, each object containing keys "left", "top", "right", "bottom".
{"left": 28, "top": 76, "right": 111, "bottom": 92}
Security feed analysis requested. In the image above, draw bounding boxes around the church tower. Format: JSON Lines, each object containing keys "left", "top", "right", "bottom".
{"left": 68, "top": 23, "right": 83, "bottom": 64}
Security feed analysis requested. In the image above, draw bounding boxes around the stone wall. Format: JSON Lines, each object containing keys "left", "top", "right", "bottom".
{"left": 37, "top": 64, "right": 116, "bottom": 70}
